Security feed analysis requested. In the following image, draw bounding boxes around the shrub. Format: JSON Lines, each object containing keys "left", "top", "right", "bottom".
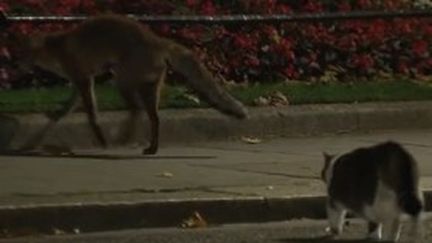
{"left": 0, "top": 0, "right": 431, "bottom": 89}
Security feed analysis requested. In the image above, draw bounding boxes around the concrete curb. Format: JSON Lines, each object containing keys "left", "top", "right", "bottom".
{"left": 0, "top": 191, "right": 431, "bottom": 237}
{"left": 1, "top": 101, "right": 432, "bottom": 238}
{"left": 2, "top": 101, "right": 432, "bottom": 148}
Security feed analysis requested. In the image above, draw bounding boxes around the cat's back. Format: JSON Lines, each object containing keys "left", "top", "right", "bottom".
{"left": 327, "top": 141, "right": 420, "bottom": 214}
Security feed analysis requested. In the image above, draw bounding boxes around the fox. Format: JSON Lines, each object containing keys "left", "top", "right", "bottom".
{"left": 3, "top": 14, "right": 248, "bottom": 154}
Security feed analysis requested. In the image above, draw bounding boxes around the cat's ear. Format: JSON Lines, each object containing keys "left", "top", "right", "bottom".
{"left": 322, "top": 152, "right": 332, "bottom": 160}
{"left": 322, "top": 152, "right": 335, "bottom": 165}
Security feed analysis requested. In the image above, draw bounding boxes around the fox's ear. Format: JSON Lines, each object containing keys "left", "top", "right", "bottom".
{"left": 9, "top": 33, "right": 43, "bottom": 49}
{"left": 1, "top": 10, "right": 10, "bottom": 29}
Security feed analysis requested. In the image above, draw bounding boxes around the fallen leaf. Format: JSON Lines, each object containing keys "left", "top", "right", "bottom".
{"left": 253, "top": 92, "right": 289, "bottom": 107}
{"left": 157, "top": 172, "right": 174, "bottom": 178}
{"left": 52, "top": 228, "right": 66, "bottom": 235}
{"left": 182, "top": 93, "right": 200, "bottom": 105}
{"left": 241, "top": 136, "right": 262, "bottom": 144}
{"left": 269, "top": 91, "right": 289, "bottom": 106}
{"left": 253, "top": 96, "right": 270, "bottom": 106}
{"left": 181, "top": 211, "right": 208, "bottom": 228}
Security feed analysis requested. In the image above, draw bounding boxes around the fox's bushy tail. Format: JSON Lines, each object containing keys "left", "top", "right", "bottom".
{"left": 166, "top": 43, "right": 248, "bottom": 119}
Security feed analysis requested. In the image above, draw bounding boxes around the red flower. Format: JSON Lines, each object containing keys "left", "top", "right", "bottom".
{"left": 214, "top": 26, "right": 229, "bottom": 39}
{"left": 0, "top": 47, "right": 10, "bottom": 59}
{"left": 278, "top": 3, "right": 292, "bottom": 14}
{"left": 338, "top": 2, "right": 352, "bottom": 12}
{"left": 0, "top": 68, "right": 9, "bottom": 83}
{"left": 397, "top": 61, "right": 409, "bottom": 74}
{"left": 186, "top": 0, "right": 199, "bottom": 8}
{"left": 395, "top": 20, "right": 413, "bottom": 35}
{"left": 357, "top": 0, "right": 372, "bottom": 9}
{"left": 337, "top": 35, "right": 357, "bottom": 50}
{"left": 244, "top": 55, "right": 260, "bottom": 67}
{"left": 272, "top": 38, "right": 295, "bottom": 61}
{"left": 302, "top": 0, "right": 324, "bottom": 13}
{"left": 232, "top": 33, "right": 257, "bottom": 51}
{"left": 261, "top": 25, "right": 278, "bottom": 37}
{"left": 365, "top": 20, "right": 387, "bottom": 43}
{"left": 0, "top": 2, "right": 9, "bottom": 11}
{"left": 200, "top": 0, "right": 216, "bottom": 15}
{"left": 424, "top": 24, "right": 432, "bottom": 37}
{"left": 412, "top": 40, "right": 429, "bottom": 57}
{"left": 81, "top": 0, "right": 97, "bottom": 13}
{"left": 351, "top": 54, "right": 375, "bottom": 70}
{"left": 282, "top": 65, "right": 298, "bottom": 79}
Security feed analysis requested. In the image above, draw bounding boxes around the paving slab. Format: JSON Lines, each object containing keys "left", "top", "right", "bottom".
{"left": 1, "top": 129, "right": 432, "bottom": 207}
{"left": 1, "top": 129, "right": 432, "bottom": 236}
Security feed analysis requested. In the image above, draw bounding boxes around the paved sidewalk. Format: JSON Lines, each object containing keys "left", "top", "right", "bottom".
{"left": 1, "top": 129, "right": 432, "bottom": 207}
{"left": 1, "top": 128, "right": 432, "bottom": 235}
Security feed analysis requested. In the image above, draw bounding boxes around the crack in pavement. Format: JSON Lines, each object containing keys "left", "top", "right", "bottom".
{"left": 187, "top": 164, "right": 320, "bottom": 180}
{"left": 7, "top": 187, "right": 213, "bottom": 198}
{"left": 186, "top": 145, "right": 319, "bottom": 158}
{"left": 5, "top": 180, "right": 320, "bottom": 199}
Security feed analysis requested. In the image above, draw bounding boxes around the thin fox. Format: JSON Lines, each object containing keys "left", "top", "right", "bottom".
{"left": 5, "top": 14, "right": 248, "bottom": 154}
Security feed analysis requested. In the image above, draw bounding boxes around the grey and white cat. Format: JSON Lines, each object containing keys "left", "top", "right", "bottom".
{"left": 321, "top": 141, "right": 423, "bottom": 242}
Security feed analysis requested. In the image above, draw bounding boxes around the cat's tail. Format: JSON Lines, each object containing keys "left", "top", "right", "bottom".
{"left": 400, "top": 192, "right": 423, "bottom": 217}
{"left": 400, "top": 193, "right": 425, "bottom": 242}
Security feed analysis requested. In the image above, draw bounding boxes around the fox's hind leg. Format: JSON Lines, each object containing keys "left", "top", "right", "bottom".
{"left": 139, "top": 68, "right": 165, "bottom": 155}
{"left": 117, "top": 52, "right": 166, "bottom": 155}
{"left": 115, "top": 86, "right": 141, "bottom": 145}
{"left": 19, "top": 89, "right": 80, "bottom": 151}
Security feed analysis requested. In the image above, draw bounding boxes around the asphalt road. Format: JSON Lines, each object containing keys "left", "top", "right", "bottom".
{"left": 2, "top": 214, "right": 431, "bottom": 243}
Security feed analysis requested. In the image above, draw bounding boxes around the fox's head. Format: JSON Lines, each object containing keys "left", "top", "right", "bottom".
{"left": 0, "top": 10, "right": 8, "bottom": 29}
{"left": 7, "top": 33, "right": 48, "bottom": 73}
{"left": 2, "top": 10, "right": 51, "bottom": 72}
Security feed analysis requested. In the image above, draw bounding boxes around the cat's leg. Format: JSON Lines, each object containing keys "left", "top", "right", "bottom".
{"left": 326, "top": 201, "right": 347, "bottom": 237}
{"left": 382, "top": 218, "right": 401, "bottom": 242}
{"left": 410, "top": 215, "right": 424, "bottom": 243}
{"left": 367, "top": 221, "right": 382, "bottom": 241}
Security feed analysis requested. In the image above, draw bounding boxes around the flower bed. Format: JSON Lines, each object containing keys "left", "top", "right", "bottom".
{"left": 0, "top": 0, "right": 431, "bottom": 89}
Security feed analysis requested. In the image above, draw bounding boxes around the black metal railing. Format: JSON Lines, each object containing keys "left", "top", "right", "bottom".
{"left": 3, "top": 9, "right": 431, "bottom": 24}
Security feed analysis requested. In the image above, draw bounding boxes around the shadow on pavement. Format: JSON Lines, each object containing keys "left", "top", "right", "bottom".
{"left": 278, "top": 236, "right": 372, "bottom": 243}
{"left": 0, "top": 149, "right": 216, "bottom": 160}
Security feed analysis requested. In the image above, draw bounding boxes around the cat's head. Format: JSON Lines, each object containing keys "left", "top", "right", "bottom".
{"left": 321, "top": 152, "right": 336, "bottom": 183}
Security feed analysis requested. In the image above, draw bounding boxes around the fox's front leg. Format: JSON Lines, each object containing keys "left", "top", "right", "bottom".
{"left": 19, "top": 89, "right": 80, "bottom": 151}
{"left": 140, "top": 82, "right": 160, "bottom": 155}
{"left": 139, "top": 67, "right": 165, "bottom": 155}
